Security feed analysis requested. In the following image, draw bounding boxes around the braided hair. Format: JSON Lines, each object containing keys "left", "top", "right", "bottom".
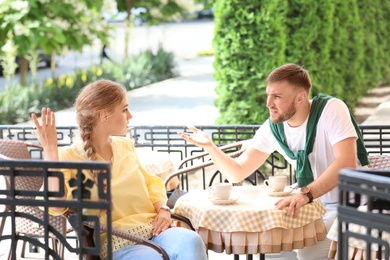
{"left": 75, "top": 79, "right": 127, "bottom": 179}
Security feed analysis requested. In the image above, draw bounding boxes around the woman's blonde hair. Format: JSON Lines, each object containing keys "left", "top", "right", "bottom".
{"left": 75, "top": 79, "right": 127, "bottom": 164}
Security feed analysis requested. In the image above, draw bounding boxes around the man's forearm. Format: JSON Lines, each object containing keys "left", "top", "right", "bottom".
{"left": 308, "top": 157, "right": 356, "bottom": 200}
{"left": 206, "top": 145, "right": 269, "bottom": 183}
{"left": 309, "top": 137, "right": 358, "bottom": 199}
{"left": 206, "top": 144, "right": 244, "bottom": 182}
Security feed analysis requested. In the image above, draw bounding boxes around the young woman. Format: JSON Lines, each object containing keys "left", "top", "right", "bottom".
{"left": 32, "top": 79, "right": 207, "bottom": 260}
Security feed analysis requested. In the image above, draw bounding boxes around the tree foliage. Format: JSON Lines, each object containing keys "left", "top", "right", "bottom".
{"left": 213, "top": 0, "right": 287, "bottom": 124}
{"left": 0, "top": 0, "right": 109, "bottom": 55}
{"left": 0, "top": 0, "right": 111, "bottom": 85}
{"left": 213, "top": 0, "right": 390, "bottom": 125}
{"left": 114, "top": 0, "right": 196, "bottom": 58}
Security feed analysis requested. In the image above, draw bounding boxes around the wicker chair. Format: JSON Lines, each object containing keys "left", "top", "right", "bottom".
{"left": 164, "top": 141, "right": 247, "bottom": 209}
{"left": 367, "top": 154, "right": 390, "bottom": 169}
{"left": 0, "top": 139, "right": 72, "bottom": 259}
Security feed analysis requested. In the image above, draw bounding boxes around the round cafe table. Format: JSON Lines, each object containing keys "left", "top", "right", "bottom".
{"left": 173, "top": 186, "right": 327, "bottom": 256}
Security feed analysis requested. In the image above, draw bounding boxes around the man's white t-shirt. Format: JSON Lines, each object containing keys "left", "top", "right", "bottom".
{"left": 250, "top": 98, "right": 358, "bottom": 204}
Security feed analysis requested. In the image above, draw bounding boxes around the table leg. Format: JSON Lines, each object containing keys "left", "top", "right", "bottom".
{"left": 234, "top": 255, "right": 254, "bottom": 260}
{"left": 259, "top": 253, "right": 265, "bottom": 260}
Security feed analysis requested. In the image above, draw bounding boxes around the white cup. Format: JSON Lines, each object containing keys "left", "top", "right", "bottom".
{"left": 263, "top": 176, "right": 287, "bottom": 192}
{"left": 208, "top": 183, "right": 233, "bottom": 200}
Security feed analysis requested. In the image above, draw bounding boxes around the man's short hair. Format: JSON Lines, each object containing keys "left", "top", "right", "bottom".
{"left": 266, "top": 64, "right": 312, "bottom": 92}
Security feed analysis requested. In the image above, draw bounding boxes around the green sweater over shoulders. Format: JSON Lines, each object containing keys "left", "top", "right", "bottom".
{"left": 269, "top": 93, "right": 369, "bottom": 187}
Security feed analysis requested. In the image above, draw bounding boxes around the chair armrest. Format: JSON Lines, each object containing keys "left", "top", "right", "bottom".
{"left": 84, "top": 221, "right": 169, "bottom": 260}
{"left": 24, "top": 141, "right": 43, "bottom": 150}
{"left": 0, "top": 153, "right": 13, "bottom": 160}
{"left": 164, "top": 140, "right": 247, "bottom": 189}
{"left": 171, "top": 212, "right": 194, "bottom": 231}
{"left": 367, "top": 155, "right": 390, "bottom": 169}
{"left": 176, "top": 140, "right": 247, "bottom": 169}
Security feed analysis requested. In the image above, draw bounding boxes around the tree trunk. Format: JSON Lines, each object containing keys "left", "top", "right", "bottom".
{"left": 51, "top": 51, "right": 56, "bottom": 79}
{"left": 124, "top": 0, "right": 135, "bottom": 59}
{"left": 19, "top": 56, "right": 28, "bottom": 86}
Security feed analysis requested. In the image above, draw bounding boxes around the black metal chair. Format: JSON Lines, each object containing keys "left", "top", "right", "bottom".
{"left": 0, "top": 159, "right": 172, "bottom": 260}
{"left": 337, "top": 168, "right": 390, "bottom": 260}
{"left": 0, "top": 139, "right": 72, "bottom": 259}
{"left": 0, "top": 160, "right": 112, "bottom": 259}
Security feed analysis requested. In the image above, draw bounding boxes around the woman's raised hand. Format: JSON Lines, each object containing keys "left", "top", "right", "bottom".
{"left": 177, "top": 125, "right": 213, "bottom": 149}
{"left": 31, "top": 107, "right": 59, "bottom": 160}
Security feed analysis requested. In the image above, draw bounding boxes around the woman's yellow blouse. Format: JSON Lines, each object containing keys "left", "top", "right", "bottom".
{"left": 52, "top": 136, "right": 167, "bottom": 231}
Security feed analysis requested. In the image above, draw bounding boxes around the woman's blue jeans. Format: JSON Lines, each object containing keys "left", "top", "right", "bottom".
{"left": 111, "top": 227, "right": 207, "bottom": 260}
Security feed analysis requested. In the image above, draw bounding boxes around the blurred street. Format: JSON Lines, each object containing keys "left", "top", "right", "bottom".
{"left": 0, "top": 19, "right": 215, "bottom": 91}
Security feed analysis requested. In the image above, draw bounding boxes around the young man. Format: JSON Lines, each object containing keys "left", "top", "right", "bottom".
{"left": 178, "top": 64, "right": 368, "bottom": 259}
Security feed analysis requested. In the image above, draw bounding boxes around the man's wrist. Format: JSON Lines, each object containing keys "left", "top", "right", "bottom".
{"left": 300, "top": 186, "right": 313, "bottom": 203}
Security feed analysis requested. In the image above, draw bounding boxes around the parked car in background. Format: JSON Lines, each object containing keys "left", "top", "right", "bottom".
{"left": 0, "top": 50, "right": 51, "bottom": 76}
{"left": 103, "top": 7, "right": 146, "bottom": 26}
{"left": 185, "top": 3, "right": 214, "bottom": 20}
{"left": 194, "top": 7, "right": 214, "bottom": 19}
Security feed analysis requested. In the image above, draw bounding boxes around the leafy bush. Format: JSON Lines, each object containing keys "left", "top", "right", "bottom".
{"left": 213, "top": 0, "right": 390, "bottom": 124}
{"left": 0, "top": 47, "right": 177, "bottom": 124}
{"left": 0, "top": 84, "right": 33, "bottom": 124}
{"left": 356, "top": 0, "right": 390, "bottom": 86}
{"left": 213, "top": 0, "right": 287, "bottom": 124}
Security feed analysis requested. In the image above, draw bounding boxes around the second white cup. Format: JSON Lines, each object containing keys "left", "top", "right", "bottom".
{"left": 208, "top": 183, "right": 233, "bottom": 200}
{"left": 263, "top": 175, "right": 287, "bottom": 192}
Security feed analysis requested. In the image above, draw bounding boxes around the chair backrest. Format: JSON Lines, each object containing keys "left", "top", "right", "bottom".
{"left": 0, "top": 140, "right": 63, "bottom": 231}
{"left": 337, "top": 168, "right": 390, "bottom": 259}
{"left": 368, "top": 154, "right": 390, "bottom": 169}
{"left": 0, "top": 159, "right": 112, "bottom": 260}
{"left": 0, "top": 140, "right": 69, "bottom": 258}
{"left": 0, "top": 139, "right": 38, "bottom": 159}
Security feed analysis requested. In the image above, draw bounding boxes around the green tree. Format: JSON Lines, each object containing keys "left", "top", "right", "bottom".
{"left": 213, "top": 0, "right": 287, "bottom": 124}
{"left": 213, "top": 0, "right": 389, "bottom": 125}
{"left": 356, "top": 0, "right": 390, "bottom": 87}
{"left": 284, "top": 0, "right": 334, "bottom": 98}
{"left": 0, "top": 0, "right": 110, "bottom": 86}
{"left": 115, "top": 0, "right": 195, "bottom": 59}
{"left": 327, "top": 0, "right": 364, "bottom": 108}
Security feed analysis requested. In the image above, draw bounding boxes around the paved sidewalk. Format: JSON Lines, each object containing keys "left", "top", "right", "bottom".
{"left": 49, "top": 56, "right": 219, "bottom": 127}
{"left": 360, "top": 93, "right": 390, "bottom": 125}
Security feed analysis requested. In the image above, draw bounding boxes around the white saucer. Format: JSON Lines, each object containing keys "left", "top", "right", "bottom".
{"left": 267, "top": 187, "right": 294, "bottom": 196}
{"left": 209, "top": 196, "right": 239, "bottom": 205}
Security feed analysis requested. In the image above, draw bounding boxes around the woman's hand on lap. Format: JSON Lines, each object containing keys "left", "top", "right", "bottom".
{"left": 153, "top": 210, "right": 172, "bottom": 236}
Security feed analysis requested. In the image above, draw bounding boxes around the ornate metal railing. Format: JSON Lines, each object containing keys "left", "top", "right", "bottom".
{"left": 1, "top": 124, "right": 389, "bottom": 187}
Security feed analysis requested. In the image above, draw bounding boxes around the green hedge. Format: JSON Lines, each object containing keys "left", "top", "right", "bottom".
{"left": 213, "top": 0, "right": 287, "bottom": 124}
{"left": 213, "top": 0, "right": 390, "bottom": 125}
{"left": 0, "top": 46, "right": 177, "bottom": 124}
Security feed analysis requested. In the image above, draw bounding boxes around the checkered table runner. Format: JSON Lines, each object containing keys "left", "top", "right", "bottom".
{"left": 174, "top": 186, "right": 326, "bottom": 232}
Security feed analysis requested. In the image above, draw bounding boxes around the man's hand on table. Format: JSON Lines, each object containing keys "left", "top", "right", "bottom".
{"left": 275, "top": 194, "right": 311, "bottom": 218}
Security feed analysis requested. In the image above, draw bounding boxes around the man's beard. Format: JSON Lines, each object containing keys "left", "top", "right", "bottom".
{"left": 270, "top": 101, "right": 296, "bottom": 124}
